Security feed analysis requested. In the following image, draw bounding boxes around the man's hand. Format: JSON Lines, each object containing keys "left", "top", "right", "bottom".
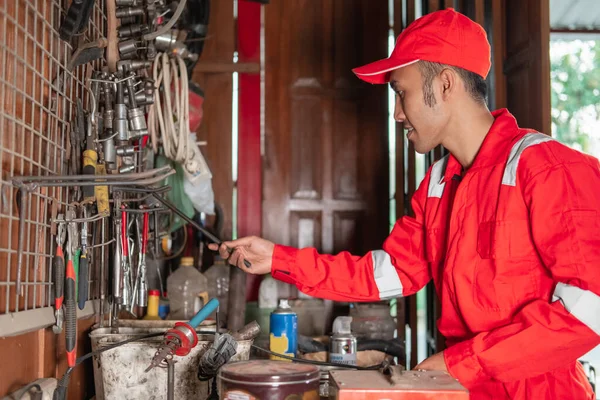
{"left": 414, "top": 351, "right": 448, "bottom": 372}
{"left": 207, "top": 236, "right": 274, "bottom": 275}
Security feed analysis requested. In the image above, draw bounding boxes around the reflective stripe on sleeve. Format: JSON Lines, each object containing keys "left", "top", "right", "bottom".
{"left": 371, "top": 250, "right": 403, "bottom": 300}
{"left": 552, "top": 282, "right": 600, "bottom": 336}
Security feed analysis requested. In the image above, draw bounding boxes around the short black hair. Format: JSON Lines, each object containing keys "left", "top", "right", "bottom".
{"left": 417, "top": 61, "right": 487, "bottom": 107}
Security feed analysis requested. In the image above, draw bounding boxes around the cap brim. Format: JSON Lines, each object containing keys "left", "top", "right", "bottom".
{"left": 352, "top": 58, "right": 420, "bottom": 84}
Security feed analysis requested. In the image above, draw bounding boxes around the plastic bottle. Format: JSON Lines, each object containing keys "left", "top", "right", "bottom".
{"left": 143, "top": 290, "right": 161, "bottom": 320}
{"left": 167, "top": 257, "right": 208, "bottom": 320}
{"left": 203, "top": 256, "right": 230, "bottom": 321}
{"left": 258, "top": 274, "right": 279, "bottom": 309}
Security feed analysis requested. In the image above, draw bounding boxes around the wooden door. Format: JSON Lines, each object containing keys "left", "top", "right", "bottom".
{"left": 263, "top": 1, "right": 389, "bottom": 291}
{"left": 504, "top": 0, "right": 551, "bottom": 134}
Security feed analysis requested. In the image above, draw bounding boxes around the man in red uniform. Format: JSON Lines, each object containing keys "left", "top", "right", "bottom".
{"left": 209, "top": 8, "right": 600, "bottom": 399}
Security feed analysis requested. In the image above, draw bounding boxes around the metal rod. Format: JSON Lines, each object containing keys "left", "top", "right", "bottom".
{"left": 100, "top": 218, "right": 106, "bottom": 327}
{"left": 87, "top": 238, "right": 116, "bottom": 249}
{"left": 151, "top": 195, "right": 221, "bottom": 244}
{"left": 167, "top": 359, "right": 175, "bottom": 400}
{"left": 118, "top": 207, "right": 167, "bottom": 214}
{"left": 53, "top": 213, "right": 107, "bottom": 224}
{"left": 16, "top": 189, "right": 28, "bottom": 296}
{"left": 152, "top": 194, "right": 252, "bottom": 268}
{"left": 153, "top": 209, "right": 160, "bottom": 259}
{"left": 112, "top": 185, "right": 171, "bottom": 194}
{"left": 14, "top": 171, "right": 175, "bottom": 190}
{"left": 12, "top": 165, "right": 172, "bottom": 183}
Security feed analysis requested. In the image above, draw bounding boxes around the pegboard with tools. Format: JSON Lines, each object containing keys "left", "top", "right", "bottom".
{"left": 0, "top": 0, "right": 109, "bottom": 327}
{"left": 0, "top": 0, "right": 214, "bottom": 343}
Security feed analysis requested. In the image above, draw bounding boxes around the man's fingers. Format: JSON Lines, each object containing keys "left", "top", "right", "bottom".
{"left": 217, "top": 244, "right": 231, "bottom": 259}
{"left": 228, "top": 248, "right": 243, "bottom": 267}
{"left": 207, "top": 243, "right": 218, "bottom": 251}
{"left": 221, "top": 236, "right": 255, "bottom": 249}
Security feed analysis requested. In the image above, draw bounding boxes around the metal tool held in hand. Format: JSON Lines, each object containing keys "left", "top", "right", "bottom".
{"left": 151, "top": 194, "right": 252, "bottom": 268}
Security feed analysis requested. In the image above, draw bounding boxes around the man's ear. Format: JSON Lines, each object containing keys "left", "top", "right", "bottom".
{"left": 439, "top": 68, "right": 457, "bottom": 100}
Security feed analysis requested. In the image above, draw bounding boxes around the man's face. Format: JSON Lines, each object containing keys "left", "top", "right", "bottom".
{"left": 389, "top": 64, "right": 448, "bottom": 153}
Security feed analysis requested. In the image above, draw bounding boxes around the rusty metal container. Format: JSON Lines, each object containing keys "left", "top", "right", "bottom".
{"left": 90, "top": 320, "right": 253, "bottom": 400}
{"left": 328, "top": 369, "right": 469, "bottom": 399}
{"left": 218, "top": 360, "right": 321, "bottom": 400}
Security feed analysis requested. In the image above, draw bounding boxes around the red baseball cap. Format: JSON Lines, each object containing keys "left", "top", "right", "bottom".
{"left": 352, "top": 8, "right": 491, "bottom": 84}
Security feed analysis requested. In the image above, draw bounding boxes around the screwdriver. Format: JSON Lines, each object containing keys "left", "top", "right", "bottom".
{"left": 95, "top": 164, "right": 110, "bottom": 323}
{"left": 79, "top": 108, "right": 98, "bottom": 309}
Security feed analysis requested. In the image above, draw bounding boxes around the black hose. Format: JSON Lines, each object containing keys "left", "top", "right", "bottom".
{"left": 358, "top": 339, "right": 405, "bottom": 359}
{"left": 251, "top": 345, "right": 384, "bottom": 370}
{"left": 298, "top": 335, "right": 327, "bottom": 353}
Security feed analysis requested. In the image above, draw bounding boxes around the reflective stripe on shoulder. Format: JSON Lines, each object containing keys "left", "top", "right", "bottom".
{"left": 427, "top": 155, "right": 450, "bottom": 198}
{"left": 371, "top": 250, "right": 403, "bottom": 300}
{"left": 502, "top": 133, "right": 554, "bottom": 186}
{"left": 552, "top": 282, "right": 600, "bottom": 336}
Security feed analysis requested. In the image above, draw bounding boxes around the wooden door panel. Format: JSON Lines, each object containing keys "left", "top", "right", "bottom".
{"left": 290, "top": 211, "right": 323, "bottom": 250}
{"left": 290, "top": 92, "right": 324, "bottom": 200}
{"left": 332, "top": 99, "right": 360, "bottom": 200}
{"left": 333, "top": 211, "right": 366, "bottom": 255}
{"left": 265, "top": 0, "right": 388, "bottom": 265}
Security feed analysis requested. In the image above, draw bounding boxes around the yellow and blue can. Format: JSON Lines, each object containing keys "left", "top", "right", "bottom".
{"left": 269, "top": 299, "right": 297, "bottom": 361}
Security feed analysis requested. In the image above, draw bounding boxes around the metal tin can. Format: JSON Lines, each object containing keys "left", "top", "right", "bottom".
{"left": 329, "top": 333, "right": 357, "bottom": 366}
{"left": 269, "top": 299, "right": 298, "bottom": 361}
{"left": 218, "top": 360, "right": 320, "bottom": 400}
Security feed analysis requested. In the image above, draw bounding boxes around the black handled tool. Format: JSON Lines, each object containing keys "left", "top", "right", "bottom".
{"left": 151, "top": 194, "right": 252, "bottom": 268}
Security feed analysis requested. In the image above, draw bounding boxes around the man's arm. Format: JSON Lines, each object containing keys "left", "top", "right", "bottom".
{"left": 214, "top": 175, "right": 433, "bottom": 302}
{"left": 444, "top": 160, "right": 600, "bottom": 387}
{"left": 269, "top": 177, "right": 432, "bottom": 302}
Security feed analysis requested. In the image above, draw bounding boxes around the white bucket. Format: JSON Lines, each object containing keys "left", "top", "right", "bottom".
{"left": 90, "top": 320, "right": 253, "bottom": 400}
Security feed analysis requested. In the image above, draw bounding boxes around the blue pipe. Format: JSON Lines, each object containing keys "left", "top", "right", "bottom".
{"left": 188, "top": 298, "right": 219, "bottom": 328}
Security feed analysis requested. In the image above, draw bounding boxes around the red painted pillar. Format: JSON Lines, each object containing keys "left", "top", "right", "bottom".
{"left": 237, "top": 0, "right": 262, "bottom": 302}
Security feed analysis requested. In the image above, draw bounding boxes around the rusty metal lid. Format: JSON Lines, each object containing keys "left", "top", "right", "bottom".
{"left": 219, "top": 361, "right": 320, "bottom": 385}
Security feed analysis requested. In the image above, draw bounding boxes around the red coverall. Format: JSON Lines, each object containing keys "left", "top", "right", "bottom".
{"left": 271, "top": 109, "right": 600, "bottom": 399}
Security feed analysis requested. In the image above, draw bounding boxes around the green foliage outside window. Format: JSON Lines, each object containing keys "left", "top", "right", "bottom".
{"left": 550, "top": 39, "right": 600, "bottom": 156}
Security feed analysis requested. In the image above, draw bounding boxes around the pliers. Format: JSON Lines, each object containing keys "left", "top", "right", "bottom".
{"left": 52, "top": 216, "right": 66, "bottom": 334}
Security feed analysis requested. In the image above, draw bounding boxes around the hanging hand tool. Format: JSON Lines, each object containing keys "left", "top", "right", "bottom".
{"left": 121, "top": 205, "right": 133, "bottom": 308}
{"left": 59, "top": 0, "right": 96, "bottom": 42}
{"left": 52, "top": 217, "right": 66, "bottom": 334}
{"left": 95, "top": 164, "right": 110, "bottom": 321}
{"left": 78, "top": 207, "right": 89, "bottom": 310}
{"left": 131, "top": 209, "right": 149, "bottom": 311}
{"left": 78, "top": 88, "right": 97, "bottom": 309}
{"left": 112, "top": 213, "right": 124, "bottom": 332}
{"left": 125, "top": 73, "right": 148, "bottom": 139}
{"left": 65, "top": 209, "right": 78, "bottom": 368}
{"left": 146, "top": 298, "right": 220, "bottom": 372}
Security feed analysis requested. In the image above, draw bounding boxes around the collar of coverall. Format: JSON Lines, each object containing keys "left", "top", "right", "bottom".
{"left": 440, "top": 108, "right": 523, "bottom": 183}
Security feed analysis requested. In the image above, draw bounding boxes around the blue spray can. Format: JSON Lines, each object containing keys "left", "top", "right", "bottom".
{"left": 269, "top": 299, "right": 297, "bottom": 361}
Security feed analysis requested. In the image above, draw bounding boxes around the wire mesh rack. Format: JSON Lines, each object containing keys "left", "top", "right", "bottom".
{"left": 0, "top": 0, "right": 108, "bottom": 318}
